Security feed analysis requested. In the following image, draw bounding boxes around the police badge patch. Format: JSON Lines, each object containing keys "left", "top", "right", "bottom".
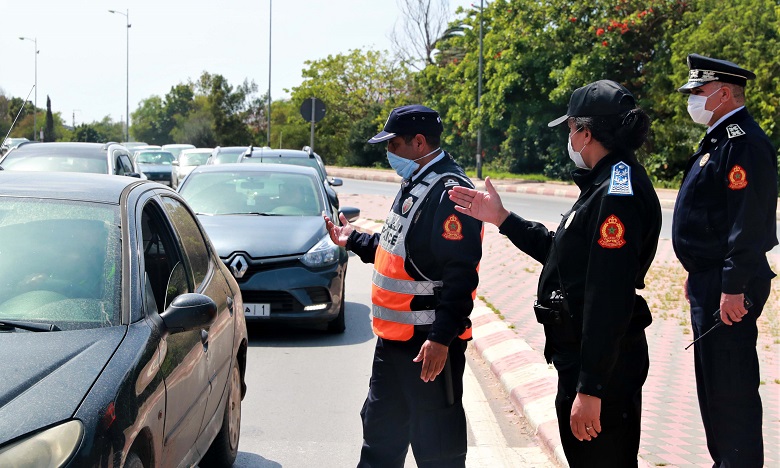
{"left": 597, "top": 214, "right": 626, "bottom": 249}
{"left": 727, "top": 124, "right": 746, "bottom": 139}
{"left": 728, "top": 165, "right": 748, "bottom": 190}
{"left": 444, "top": 178, "right": 459, "bottom": 188}
{"left": 441, "top": 214, "right": 464, "bottom": 241}
{"left": 607, "top": 162, "right": 633, "bottom": 196}
{"left": 402, "top": 196, "right": 414, "bottom": 214}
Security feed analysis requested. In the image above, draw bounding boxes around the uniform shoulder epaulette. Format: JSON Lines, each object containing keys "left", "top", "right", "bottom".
{"left": 607, "top": 161, "right": 633, "bottom": 196}
{"left": 443, "top": 177, "right": 461, "bottom": 188}
{"left": 726, "top": 124, "right": 746, "bottom": 139}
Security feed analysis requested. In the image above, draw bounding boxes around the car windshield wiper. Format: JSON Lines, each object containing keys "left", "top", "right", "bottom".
{"left": 0, "top": 319, "right": 60, "bottom": 332}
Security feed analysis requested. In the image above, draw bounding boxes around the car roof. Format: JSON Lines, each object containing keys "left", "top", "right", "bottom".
{"left": 0, "top": 171, "right": 149, "bottom": 204}
{"left": 246, "top": 148, "right": 315, "bottom": 159}
{"left": 190, "top": 162, "right": 320, "bottom": 177}
{"left": 3, "top": 142, "right": 120, "bottom": 159}
{"left": 181, "top": 148, "right": 213, "bottom": 154}
{"left": 162, "top": 144, "right": 195, "bottom": 148}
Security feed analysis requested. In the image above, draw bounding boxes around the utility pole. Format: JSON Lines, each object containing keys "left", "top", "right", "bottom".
{"left": 267, "top": 0, "right": 273, "bottom": 146}
{"left": 19, "top": 37, "right": 38, "bottom": 141}
{"left": 108, "top": 9, "right": 131, "bottom": 141}
{"left": 476, "top": 0, "right": 484, "bottom": 179}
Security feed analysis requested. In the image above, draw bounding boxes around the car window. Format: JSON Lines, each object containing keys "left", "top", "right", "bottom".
{"left": 213, "top": 150, "right": 245, "bottom": 164}
{"left": 179, "top": 171, "right": 324, "bottom": 216}
{"left": 180, "top": 152, "right": 210, "bottom": 166}
{"left": 1, "top": 152, "right": 108, "bottom": 174}
{"left": 160, "top": 196, "right": 211, "bottom": 291}
{"left": 136, "top": 151, "right": 175, "bottom": 165}
{"left": 0, "top": 198, "right": 121, "bottom": 330}
{"left": 141, "top": 202, "right": 190, "bottom": 313}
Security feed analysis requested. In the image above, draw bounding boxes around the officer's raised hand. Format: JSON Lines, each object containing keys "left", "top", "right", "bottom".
{"left": 448, "top": 176, "right": 510, "bottom": 226}
{"left": 322, "top": 212, "right": 354, "bottom": 247}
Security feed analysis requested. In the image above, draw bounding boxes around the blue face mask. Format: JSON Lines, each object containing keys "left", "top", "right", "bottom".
{"left": 387, "top": 147, "right": 441, "bottom": 179}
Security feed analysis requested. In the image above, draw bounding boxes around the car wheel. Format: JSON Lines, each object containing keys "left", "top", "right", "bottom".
{"left": 201, "top": 361, "right": 242, "bottom": 467}
{"left": 326, "top": 283, "right": 346, "bottom": 334}
{"left": 124, "top": 451, "right": 144, "bottom": 468}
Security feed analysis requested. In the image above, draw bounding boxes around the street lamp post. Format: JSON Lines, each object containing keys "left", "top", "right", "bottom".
{"left": 475, "top": 0, "right": 484, "bottom": 180}
{"left": 267, "top": 0, "right": 272, "bottom": 147}
{"left": 108, "top": 9, "right": 131, "bottom": 142}
{"left": 18, "top": 37, "right": 38, "bottom": 141}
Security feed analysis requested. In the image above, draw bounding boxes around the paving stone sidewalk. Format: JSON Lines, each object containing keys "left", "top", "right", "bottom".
{"left": 330, "top": 166, "right": 780, "bottom": 468}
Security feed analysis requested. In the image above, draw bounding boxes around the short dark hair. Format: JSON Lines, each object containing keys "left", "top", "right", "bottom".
{"left": 401, "top": 134, "right": 441, "bottom": 148}
{"left": 573, "top": 107, "right": 650, "bottom": 153}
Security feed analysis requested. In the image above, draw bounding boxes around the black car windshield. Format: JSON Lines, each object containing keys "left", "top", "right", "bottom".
{"left": 1, "top": 153, "right": 108, "bottom": 174}
{"left": 0, "top": 198, "right": 121, "bottom": 330}
{"left": 180, "top": 172, "right": 325, "bottom": 216}
{"left": 243, "top": 156, "right": 326, "bottom": 180}
{"left": 136, "top": 151, "right": 175, "bottom": 165}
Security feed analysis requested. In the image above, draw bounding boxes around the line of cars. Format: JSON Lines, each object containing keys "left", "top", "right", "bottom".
{"left": 0, "top": 140, "right": 359, "bottom": 467}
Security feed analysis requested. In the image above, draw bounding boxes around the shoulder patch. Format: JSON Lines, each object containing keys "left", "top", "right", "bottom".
{"left": 728, "top": 165, "right": 748, "bottom": 190}
{"left": 607, "top": 162, "right": 633, "bottom": 196}
{"left": 442, "top": 214, "right": 464, "bottom": 241}
{"left": 598, "top": 214, "right": 626, "bottom": 249}
{"left": 443, "top": 177, "right": 460, "bottom": 188}
{"left": 727, "top": 124, "right": 746, "bottom": 139}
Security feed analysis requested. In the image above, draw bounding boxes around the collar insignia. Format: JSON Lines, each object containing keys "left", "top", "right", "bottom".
{"left": 699, "top": 153, "right": 710, "bottom": 167}
{"left": 402, "top": 196, "right": 414, "bottom": 214}
{"left": 607, "top": 162, "right": 633, "bottom": 196}
{"left": 727, "top": 124, "right": 746, "bottom": 139}
{"left": 441, "top": 214, "right": 464, "bottom": 241}
{"left": 598, "top": 214, "right": 626, "bottom": 249}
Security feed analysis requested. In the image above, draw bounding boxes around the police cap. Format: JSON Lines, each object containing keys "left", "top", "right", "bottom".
{"left": 548, "top": 80, "right": 636, "bottom": 127}
{"left": 368, "top": 105, "right": 443, "bottom": 144}
{"left": 677, "top": 53, "right": 756, "bottom": 94}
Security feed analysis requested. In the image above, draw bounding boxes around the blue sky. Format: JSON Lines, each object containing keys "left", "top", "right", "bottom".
{"left": 2, "top": 0, "right": 472, "bottom": 125}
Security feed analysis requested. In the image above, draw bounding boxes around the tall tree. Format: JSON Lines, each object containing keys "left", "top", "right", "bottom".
{"left": 44, "top": 95, "right": 55, "bottom": 142}
{"left": 391, "top": 0, "right": 451, "bottom": 69}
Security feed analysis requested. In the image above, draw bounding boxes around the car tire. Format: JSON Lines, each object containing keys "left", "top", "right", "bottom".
{"left": 124, "top": 451, "right": 144, "bottom": 468}
{"left": 200, "top": 361, "right": 242, "bottom": 467}
{"left": 327, "top": 283, "right": 346, "bottom": 334}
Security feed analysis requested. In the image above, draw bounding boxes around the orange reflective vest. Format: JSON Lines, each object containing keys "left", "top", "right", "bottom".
{"left": 371, "top": 171, "right": 476, "bottom": 341}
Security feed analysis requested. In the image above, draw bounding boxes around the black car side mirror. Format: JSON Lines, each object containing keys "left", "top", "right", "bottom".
{"left": 328, "top": 177, "right": 343, "bottom": 187}
{"left": 127, "top": 172, "right": 143, "bottom": 178}
{"left": 339, "top": 206, "right": 360, "bottom": 223}
{"left": 160, "top": 293, "right": 217, "bottom": 334}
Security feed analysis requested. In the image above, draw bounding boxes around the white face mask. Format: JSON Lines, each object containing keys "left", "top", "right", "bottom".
{"left": 567, "top": 128, "right": 589, "bottom": 169}
{"left": 687, "top": 87, "right": 725, "bottom": 126}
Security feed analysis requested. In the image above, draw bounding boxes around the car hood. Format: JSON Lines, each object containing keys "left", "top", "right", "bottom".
{"left": 198, "top": 215, "right": 327, "bottom": 258}
{"left": 0, "top": 326, "right": 126, "bottom": 444}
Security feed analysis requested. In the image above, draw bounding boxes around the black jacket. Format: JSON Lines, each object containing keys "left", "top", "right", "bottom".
{"left": 672, "top": 108, "right": 778, "bottom": 292}
{"left": 498, "top": 151, "right": 661, "bottom": 398}
{"left": 347, "top": 153, "right": 483, "bottom": 346}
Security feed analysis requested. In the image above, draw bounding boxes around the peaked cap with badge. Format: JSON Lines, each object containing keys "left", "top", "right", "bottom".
{"left": 368, "top": 104, "right": 444, "bottom": 144}
{"left": 677, "top": 53, "right": 756, "bottom": 93}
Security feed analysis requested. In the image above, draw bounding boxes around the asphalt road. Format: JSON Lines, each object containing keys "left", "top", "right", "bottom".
{"left": 232, "top": 255, "right": 556, "bottom": 468}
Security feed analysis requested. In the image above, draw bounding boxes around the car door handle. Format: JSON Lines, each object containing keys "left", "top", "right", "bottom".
{"left": 226, "top": 296, "right": 233, "bottom": 312}
{"left": 200, "top": 329, "right": 209, "bottom": 351}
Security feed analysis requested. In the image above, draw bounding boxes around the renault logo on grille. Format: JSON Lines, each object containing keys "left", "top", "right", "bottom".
{"left": 230, "top": 255, "right": 249, "bottom": 279}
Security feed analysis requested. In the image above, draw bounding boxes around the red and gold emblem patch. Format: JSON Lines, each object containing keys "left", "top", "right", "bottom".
{"left": 597, "top": 214, "right": 626, "bottom": 249}
{"left": 727, "top": 165, "right": 748, "bottom": 190}
{"left": 442, "top": 214, "right": 464, "bottom": 241}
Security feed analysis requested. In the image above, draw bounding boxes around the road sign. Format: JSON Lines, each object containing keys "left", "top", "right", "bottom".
{"left": 300, "top": 97, "right": 326, "bottom": 123}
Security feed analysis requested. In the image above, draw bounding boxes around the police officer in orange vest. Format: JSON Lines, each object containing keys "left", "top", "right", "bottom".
{"left": 324, "top": 105, "right": 482, "bottom": 467}
{"left": 673, "top": 54, "right": 777, "bottom": 467}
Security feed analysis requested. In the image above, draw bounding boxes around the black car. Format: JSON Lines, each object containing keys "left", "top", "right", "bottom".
{"left": 133, "top": 149, "right": 176, "bottom": 186}
{"left": 178, "top": 164, "right": 359, "bottom": 332}
{"left": 240, "top": 147, "right": 343, "bottom": 209}
{"left": 0, "top": 172, "right": 247, "bottom": 467}
{"left": 0, "top": 142, "right": 145, "bottom": 178}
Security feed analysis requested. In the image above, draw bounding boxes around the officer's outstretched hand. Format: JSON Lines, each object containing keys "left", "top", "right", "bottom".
{"left": 323, "top": 212, "right": 354, "bottom": 247}
{"left": 413, "top": 340, "right": 448, "bottom": 382}
{"left": 448, "top": 176, "right": 511, "bottom": 226}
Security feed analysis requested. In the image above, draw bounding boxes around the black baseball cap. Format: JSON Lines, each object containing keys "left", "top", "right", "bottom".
{"left": 548, "top": 80, "right": 636, "bottom": 127}
{"left": 368, "top": 105, "right": 444, "bottom": 144}
{"left": 677, "top": 54, "right": 756, "bottom": 94}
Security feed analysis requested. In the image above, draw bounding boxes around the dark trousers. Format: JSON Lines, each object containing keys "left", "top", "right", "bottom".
{"left": 551, "top": 331, "right": 649, "bottom": 468}
{"left": 358, "top": 332, "right": 467, "bottom": 468}
{"left": 687, "top": 269, "right": 770, "bottom": 468}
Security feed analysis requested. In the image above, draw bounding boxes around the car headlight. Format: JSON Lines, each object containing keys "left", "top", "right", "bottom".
{"left": 301, "top": 236, "right": 340, "bottom": 268}
{"left": 0, "top": 420, "right": 83, "bottom": 467}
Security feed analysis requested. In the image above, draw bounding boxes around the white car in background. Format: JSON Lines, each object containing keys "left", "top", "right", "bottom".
{"left": 162, "top": 143, "right": 196, "bottom": 160}
{"left": 172, "top": 147, "right": 213, "bottom": 188}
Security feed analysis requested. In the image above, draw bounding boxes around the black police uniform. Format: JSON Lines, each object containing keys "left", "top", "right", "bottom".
{"left": 499, "top": 151, "right": 661, "bottom": 467}
{"left": 348, "top": 153, "right": 482, "bottom": 467}
{"left": 672, "top": 60, "right": 777, "bottom": 468}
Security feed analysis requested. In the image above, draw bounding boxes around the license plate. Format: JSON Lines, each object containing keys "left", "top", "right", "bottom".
{"left": 244, "top": 303, "right": 271, "bottom": 318}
